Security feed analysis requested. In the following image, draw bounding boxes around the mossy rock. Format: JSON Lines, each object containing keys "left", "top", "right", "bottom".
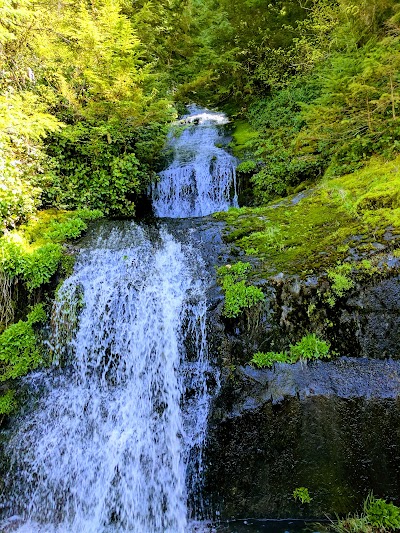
{"left": 214, "top": 155, "right": 400, "bottom": 278}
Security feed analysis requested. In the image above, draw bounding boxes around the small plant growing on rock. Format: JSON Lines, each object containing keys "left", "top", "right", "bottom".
{"left": 250, "top": 334, "right": 331, "bottom": 368}
{"left": 251, "top": 351, "right": 292, "bottom": 368}
{"left": 326, "top": 494, "right": 400, "bottom": 533}
{"left": 290, "top": 333, "right": 331, "bottom": 361}
{"left": 217, "top": 262, "right": 264, "bottom": 318}
{"left": 325, "top": 262, "right": 354, "bottom": 306}
{"left": 293, "top": 487, "right": 312, "bottom": 504}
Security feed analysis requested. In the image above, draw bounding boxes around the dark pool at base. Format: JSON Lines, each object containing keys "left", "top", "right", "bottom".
{"left": 216, "top": 519, "right": 324, "bottom": 532}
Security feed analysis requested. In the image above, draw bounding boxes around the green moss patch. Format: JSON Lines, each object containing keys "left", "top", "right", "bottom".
{"left": 215, "top": 156, "right": 400, "bottom": 277}
{"left": 230, "top": 120, "right": 258, "bottom": 158}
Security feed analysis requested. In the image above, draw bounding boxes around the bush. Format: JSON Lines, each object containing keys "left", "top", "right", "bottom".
{"left": 44, "top": 121, "right": 169, "bottom": 216}
{"left": 0, "top": 304, "right": 47, "bottom": 382}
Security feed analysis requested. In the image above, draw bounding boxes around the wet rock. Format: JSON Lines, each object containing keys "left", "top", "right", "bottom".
{"left": 204, "top": 359, "right": 400, "bottom": 520}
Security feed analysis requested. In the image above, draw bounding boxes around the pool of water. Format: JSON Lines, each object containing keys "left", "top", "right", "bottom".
{"left": 216, "top": 519, "right": 324, "bottom": 532}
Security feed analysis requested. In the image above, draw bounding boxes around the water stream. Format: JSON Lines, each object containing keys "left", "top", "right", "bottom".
{"left": 152, "top": 105, "right": 238, "bottom": 218}
{"left": 0, "top": 107, "right": 237, "bottom": 532}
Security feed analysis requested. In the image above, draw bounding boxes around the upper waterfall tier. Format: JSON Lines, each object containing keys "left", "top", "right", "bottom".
{"left": 152, "top": 105, "right": 238, "bottom": 218}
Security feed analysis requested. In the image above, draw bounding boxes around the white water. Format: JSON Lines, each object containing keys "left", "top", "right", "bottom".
{"left": 1, "top": 224, "right": 214, "bottom": 533}
{"left": 1, "top": 105, "right": 232, "bottom": 532}
{"left": 152, "top": 105, "right": 238, "bottom": 218}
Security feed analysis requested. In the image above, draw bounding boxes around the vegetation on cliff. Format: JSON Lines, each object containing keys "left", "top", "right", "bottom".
{"left": 2, "top": 0, "right": 400, "bottom": 425}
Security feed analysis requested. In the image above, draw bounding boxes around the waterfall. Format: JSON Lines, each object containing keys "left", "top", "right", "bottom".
{"left": 1, "top": 105, "right": 236, "bottom": 532}
{"left": 152, "top": 105, "right": 238, "bottom": 218}
{"left": 1, "top": 224, "right": 214, "bottom": 533}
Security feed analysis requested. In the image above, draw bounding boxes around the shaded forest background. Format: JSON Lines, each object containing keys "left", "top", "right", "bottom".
{"left": 2, "top": 0, "right": 400, "bottom": 225}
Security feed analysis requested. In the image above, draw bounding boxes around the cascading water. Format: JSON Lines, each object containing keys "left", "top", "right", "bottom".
{"left": 152, "top": 105, "right": 238, "bottom": 218}
{"left": 1, "top": 106, "right": 236, "bottom": 533}
{"left": 1, "top": 225, "right": 214, "bottom": 533}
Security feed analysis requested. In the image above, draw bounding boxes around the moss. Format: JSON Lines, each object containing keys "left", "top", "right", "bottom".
{"left": 230, "top": 120, "right": 258, "bottom": 157}
{"left": 215, "top": 156, "right": 400, "bottom": 277}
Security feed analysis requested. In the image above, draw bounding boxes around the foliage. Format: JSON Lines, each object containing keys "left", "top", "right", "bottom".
{"left": 251, "top": 334, "right": 331, "bottom": 368}
{"left": 293, "top": 487, "right": 312, "bottom": 504}
{"left": 236, "top": 160, "right": 258, "bottom": 174}
{"left": 0, "top": 304, "right": 47, "bottom": 382}
{"left": 22, "top": 244, "right": 63, "bottom": 290}
{"left": 0, "top": 389, "right": 16, "bottom": 416}
{"left": 290, "top": 333, "right": 331, "bottom": 361}
{"left": 366, "top": 495, "right": 400, "bottom": 530}
{"left": 0, "top": 92, "right": 62, "bottom": 232}
{"left": 182, "top": 0, "right": 400, "bottom": 204}
{"left": 0, "top": 209, "right": 103, "bottom": 291}
{"left": 175, "top": 0, "right": 310, "bottom": 105}
{"left": 327, "top": 494, "right": 400, "bottom": 533}
{"left": 251, "top": 351, "right": 293, "bottom": 368}
{"left": 247, "top": 84, "right": 321, "bottom": 202}
{"left": 0, "top": 0, "right": 179, "bottom": 225}
{"left": 44, "top": 121, "right": 170, "bottom": 215}
{"left": 0, "top": 304, "right": 47, "bottom": 415}
{"left": 217, "top": 262, "right": 265, "bottom": 318}
{"left": 326, "top": 263, "right": 354, "bottom": 306}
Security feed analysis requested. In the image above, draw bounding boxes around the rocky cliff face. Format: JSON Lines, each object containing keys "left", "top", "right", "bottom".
{"left": 202, "top": 230, "right": 400, "bottom": 520}
{"left": 204, "top": 360, "right": 400, "bottom": 519}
